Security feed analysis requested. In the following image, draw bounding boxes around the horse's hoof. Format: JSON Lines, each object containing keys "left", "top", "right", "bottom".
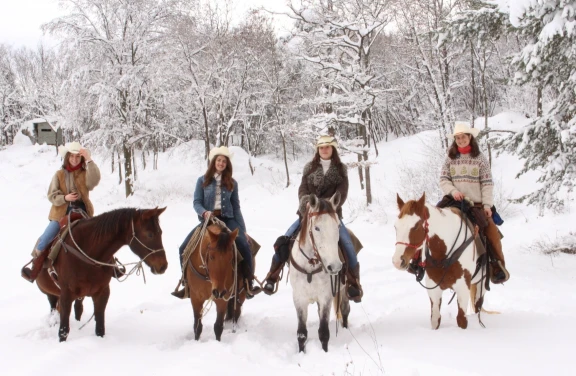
{"left": 322, "top": 343, "right": 328, "bottom": 352}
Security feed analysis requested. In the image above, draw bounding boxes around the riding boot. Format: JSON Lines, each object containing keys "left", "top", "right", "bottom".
{"left": 241, "top": 261, "right": 261, "bottom": 299}
{"left": 484, "top": 218, "right": 510, "bottom": 284}
{"left": 262, "top": 257, "right": 285, "bottom": 295}
{"left": 21, "top": 249, "right": 49, "bottom": 283}
{"left": 346, "top": 263, "right": 363, "bottom": 303}
{"left": 171, "top": 279, "right": 187, "bottom": 299}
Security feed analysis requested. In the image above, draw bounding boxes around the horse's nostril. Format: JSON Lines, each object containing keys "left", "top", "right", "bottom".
{"left": 327, "top": 265, "right": 333, "bottom": 272}
{"left": 212, "top": 289, "right": 218, "bottom": 298}
{"left": 400, "top": 259, "right": 406, "bottom": 268}
{"left": 159, "top": 264, "right": 167, "bottom": 274}
{"left": 220, "top": 290, "right": 227, "bottom": 298}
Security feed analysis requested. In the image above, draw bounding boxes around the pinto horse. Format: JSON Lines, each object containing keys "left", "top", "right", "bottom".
{"left": 36, "top": 208, "right": 168, "bottom": 342}
{"left": 393, "top": 193, "right": 487, "bottom": 330}
{"left": 185, "top": 223, "right": 247, "bottom": 341}
{"left": 290, "top": 192, "right": 350, "bottom": 352}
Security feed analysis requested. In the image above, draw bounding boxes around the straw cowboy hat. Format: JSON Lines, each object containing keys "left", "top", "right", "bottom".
{"left": 58, "top": 141, "right": 86, "bottom": 158}
{"left": 450, "top": 121, "right": 480, "bottom": 138}
{"left": 316, "top": 135, "right": 338, "bottom": 148}
{"left": 209, "top": 146, "right": 233, "bottom": 162}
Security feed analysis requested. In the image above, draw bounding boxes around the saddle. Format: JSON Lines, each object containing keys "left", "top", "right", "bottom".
{"left": 33, "top": 211, "right": 87, "bottom": 266}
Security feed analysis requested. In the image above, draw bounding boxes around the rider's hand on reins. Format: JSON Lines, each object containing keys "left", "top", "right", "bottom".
{"left": 202, "top": 211, "right": 212, "bottom": 220}
{"left": 65, "top": 192, "right": 79, "bottom": 202}
{"left": 452, "top": 191, "right": 464, "bottom": 201}
{"left": 484, "top": 207, "right": 492, "bottom": 217}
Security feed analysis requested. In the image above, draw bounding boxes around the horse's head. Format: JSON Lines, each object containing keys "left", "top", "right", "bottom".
{"left": 300, "top": 192, "right": 342, "bottom": 275}
{"left": 393, "top": 193, "right": 429, "bottom": 271}
{"left": 129, "top": 207, "right": 168, "bottom": 275}
{"left": 205, "top": 225, "right": 238, "bottom": 299}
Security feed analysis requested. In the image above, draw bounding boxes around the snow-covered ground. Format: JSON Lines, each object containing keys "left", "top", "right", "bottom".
{"left": 1, "top": 112, "right": 574, "bottom": 376}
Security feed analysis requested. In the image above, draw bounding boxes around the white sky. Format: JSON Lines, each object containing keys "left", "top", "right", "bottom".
{"left": 0, "top": 0, "right": 295, "bottom": 49}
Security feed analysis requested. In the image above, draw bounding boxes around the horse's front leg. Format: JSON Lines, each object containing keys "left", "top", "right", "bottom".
{"left": 92, "top": 285, "right": 110, "bottom": 337}
{"left": 293, "top": 296, "right": 309, "bottom": 353}
{"left": 58, "top": 291, "right": 74, "bottom": 342}
{"left": 214, "top": 300, "right": 227, "bottom": 341}
{"left": 47, "top": 293, "right": 59, "bottom": 314}
{"left": 428, "top": 287, "right": 443, "bottom": 330}
{"left": 317, "top": 298, "right": 332, "bottom": 352}
{"left": 74, "top": 298, "right": 84, "bottom": 321}
{"left": 191, "top": 297, "right": 204, "bottom": 341}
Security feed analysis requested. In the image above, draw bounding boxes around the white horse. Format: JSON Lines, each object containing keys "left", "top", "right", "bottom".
{"left": 393, "top": 193, "right": 488, "bottom": 329}
{"left": 290, "top": 192, "right": 350, "bottom": 352}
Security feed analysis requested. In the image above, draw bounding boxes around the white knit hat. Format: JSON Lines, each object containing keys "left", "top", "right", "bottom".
{"left": 208, "top": 146, "right": 233, "bottom": 162}
{"left": 58, "top": 141, "right": 84, "bottom": 158}
{"left": 316, "top": 135, "right": 338, "bottom": 148}
{"left": 449, "top": 121, "right": 480, "bottom": 138}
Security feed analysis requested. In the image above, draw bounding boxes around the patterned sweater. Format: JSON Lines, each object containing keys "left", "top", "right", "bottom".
{"left": 439, "top": 152, "right": 494, "bottom": 208}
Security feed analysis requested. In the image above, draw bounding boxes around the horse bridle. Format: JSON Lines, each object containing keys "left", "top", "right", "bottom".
{"left": 128, "top": 219, "right": 165, "bottom": 262}
{"left": 395, "top": 215, "right": 430, "bottom": 252}
{"left": 299, "top": 210, "right": 332, "bottom": 271}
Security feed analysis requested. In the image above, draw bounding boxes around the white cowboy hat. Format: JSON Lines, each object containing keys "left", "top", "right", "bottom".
{"left": 316, "top": 135, "right": 338, "bottom": 148}
{"left": 450, "top": 121, "right": 480, "bottom": 138}
{"left": 208, "top": 146, "right": 233, "bottom": 162}
{"left": 58, "top": 141, "right": 84, "bottom": 158}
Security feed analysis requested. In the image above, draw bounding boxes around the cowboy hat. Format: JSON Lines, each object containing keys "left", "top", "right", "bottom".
{"left": 58, "top": 141, "right": 84, "bottom": 158}
{"left": 450, "top": 121, "right": 480, "bottom": 138}
{"left": 316, "top": 135, "right": 338, "bottom": 148}
{"left": 208, "top": 146, "right": 233, "bottom": 162}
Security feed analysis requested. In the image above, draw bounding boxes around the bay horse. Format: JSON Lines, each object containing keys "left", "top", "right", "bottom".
{"left": 393, "top": 193, "right": 487, "bottom": 329}
{"left": 290, "top": 192, "right": 350, "bottom": 353}
{"left": 36, "top": 207, "right": 168, "bottom": 342}
{"left": 185, "top": 223, "right": 247, "bottom": 341}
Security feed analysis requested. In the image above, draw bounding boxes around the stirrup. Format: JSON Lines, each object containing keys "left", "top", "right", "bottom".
{"left": 171, "top": 288, "right": 186, "bottom": 299}
{"left": 262, "top": 280, "right": 278, "bottom": 296}
{"left": 347, "top": 284, "right": 363, "bottom": 303}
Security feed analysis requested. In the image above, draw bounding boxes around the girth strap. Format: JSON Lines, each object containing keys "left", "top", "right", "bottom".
{"left": 424, "top": 234, "right": 475, "bottom": 269}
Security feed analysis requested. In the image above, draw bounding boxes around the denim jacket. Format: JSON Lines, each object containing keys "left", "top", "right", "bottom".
{"left": 193, "top": 176, "right": 246, "bottom": 233}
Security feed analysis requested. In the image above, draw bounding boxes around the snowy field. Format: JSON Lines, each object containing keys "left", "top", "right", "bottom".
{"left": 1, "top": 112, "right": 574, "bottom": 376}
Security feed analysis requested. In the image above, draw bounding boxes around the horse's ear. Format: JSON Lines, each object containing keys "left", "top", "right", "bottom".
{"left": 141, "top": 209, "right": 154, "bottom": 220}
{"left": 230, "top": 228, "right": 239, "bottom": 242}
{"left": 207, "top": 226, "right": 220, "bottom": 243}
{"left": 330, "top": 191, "right": 341, "bottom": 209}
{"left": 397, "top": 194, "right": 405, "bottom": 211}
{"left": 309, "top": 194, "right": 318, "bottom": 209}
{"left": 157, "top": 207, "right": 167, "bottom": 216}
{"left": 418, "top": 192, "right": 426, "bottom": 207}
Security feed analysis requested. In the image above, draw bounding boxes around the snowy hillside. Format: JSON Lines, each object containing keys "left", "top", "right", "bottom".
{"left": 1, "top": 112, "right": 575, "bottom": 376}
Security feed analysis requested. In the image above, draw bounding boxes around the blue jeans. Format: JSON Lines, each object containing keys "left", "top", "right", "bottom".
{"left": 179, "top": 218, "right": 253, "bottom": 274}
{"left": 37, "top": 203, "right": 88, "bottom": 252}
{"left": 274, "top": 218, "right": 358, "bottom": 268}
{"left": 37, "top": 220, "right": 60, "bottom": 251}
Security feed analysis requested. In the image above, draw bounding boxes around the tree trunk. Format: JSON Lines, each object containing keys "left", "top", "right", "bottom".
{"left": 132, "top": 148, "right": 137, "bottom": 182}
{"left": 470, "top": 42, "right": 476, "bottom": 125}
{"left": 202, "top": 105, "right": 210, "bottom": 164}
{"left": 281, "top": 131, "right": 290, "bottom": 187}
{"left": 117, "top": 148, "right": 122, "bottom": 185}
{"left": 123, "top": 141, "right": 133, "bottom": 197}
{"left": 142, "top": 149, "right": 146, "bottom": 170}
{"left": 537, "top": 86, "right": 543, "bottom": 117}
{"left": 111, "top": 148, "right": 115, "bottom": 174}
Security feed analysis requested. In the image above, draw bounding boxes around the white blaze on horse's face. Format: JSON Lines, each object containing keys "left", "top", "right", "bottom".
{"left": 308, "top": 193, "right": 342, "bottom": 275}
{"left": 392, "top": 213, "right": 420, "bottom": 270}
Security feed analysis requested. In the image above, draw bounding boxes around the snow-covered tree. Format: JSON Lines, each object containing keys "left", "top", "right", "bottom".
{"left": 497, "top": 0, "right": 576, "bottom": 212}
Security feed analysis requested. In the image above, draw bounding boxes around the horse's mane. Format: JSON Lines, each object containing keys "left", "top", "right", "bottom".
{"left": 215, "top": 229, "right": 233, "bottom": 253}
{"left": 86, "top": 208, "right": 138, "bottom": 244}
{"left": 299, "top": 198, "right": 338, "bottom": 247}
{"left": 398, "top": 200, "right": 429, "bottom": 219}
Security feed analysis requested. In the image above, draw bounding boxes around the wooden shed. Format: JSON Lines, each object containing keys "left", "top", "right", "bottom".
{"left": 33, "top": 120, "right": 62, "bottom": 146}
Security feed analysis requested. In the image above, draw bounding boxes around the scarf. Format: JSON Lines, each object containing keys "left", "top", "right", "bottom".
{"left": 458, "top": 145, "right": 472, "bottom": 154}
{"left": 65, "top": 163, "right": 82, "bottom": 172}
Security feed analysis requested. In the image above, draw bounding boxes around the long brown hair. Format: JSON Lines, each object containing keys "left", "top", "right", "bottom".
{"left": 62, "top": 152, "right": 86, "bottom": 170}
{"left": 203, "top": 155, "right": 234, "bottom": 191}
{"left": 448, "top": 135, "right": 481, "bottom": 159}
{"left": 306, "top": 146, "right": 346, "bottom": 177}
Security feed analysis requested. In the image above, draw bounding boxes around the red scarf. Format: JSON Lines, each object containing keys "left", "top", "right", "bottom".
{"left": 65, "top": 163, "right": 82, "bottom": 172}
{"left": 458, "top": 145, "right": 472, "bottom": 154}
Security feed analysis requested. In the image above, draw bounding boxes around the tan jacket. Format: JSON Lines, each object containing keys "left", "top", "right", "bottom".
{"left": 47, "top": 162, "right": 101, "bottom": 221}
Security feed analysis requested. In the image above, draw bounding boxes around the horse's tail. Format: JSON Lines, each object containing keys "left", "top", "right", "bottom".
{"left": 470, "top": 283, "right": 501, "bottom": 315}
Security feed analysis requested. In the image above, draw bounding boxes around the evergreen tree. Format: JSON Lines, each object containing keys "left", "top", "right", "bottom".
{"left": 498, "top": 0, "right": 576, "bottom": 212}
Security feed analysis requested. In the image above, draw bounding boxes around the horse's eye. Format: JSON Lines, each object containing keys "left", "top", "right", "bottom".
{"left": 147, "top": 232, "right": 153, "bottom": 238}
{"left": 209, "top": 255, "right": 215, "bottom": 261}
{"left": 315, "top": 226, "right": 320, "bottom": 231}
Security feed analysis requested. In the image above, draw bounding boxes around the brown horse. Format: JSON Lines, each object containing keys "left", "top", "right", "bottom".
{"left": 36, "top": 207, "right": 168, "bottom": 342}
{"left": 185, "top": 224, "right": 246, "bottom": 341}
